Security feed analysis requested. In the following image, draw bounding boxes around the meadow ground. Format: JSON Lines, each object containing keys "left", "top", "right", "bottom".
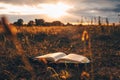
{"left": 0, "top": 25, "right": 120, "bottom": 80}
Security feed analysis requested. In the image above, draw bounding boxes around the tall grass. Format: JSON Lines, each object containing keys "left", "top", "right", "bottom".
{"left": 0, "top": 24, "right": 120, "bottom": 80}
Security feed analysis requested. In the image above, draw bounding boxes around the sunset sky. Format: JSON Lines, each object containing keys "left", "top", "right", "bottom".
{"left": 0, "top": 0, "right": 120, "bottom": 24}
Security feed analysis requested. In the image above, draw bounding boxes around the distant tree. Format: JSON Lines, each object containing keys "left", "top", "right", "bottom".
{"left": 35, "top": 19, "right": 45, "bottom": 26}
{"left": 106, "top": 17, "right": 109, "bottom": 26}
{"left": 80, "top": 16, "right": 84, "bottom": 25}
{"left": 27, "top": 20, "right": 34, "bottom": 26}
{"left": 13, "top": 22, "right": 18, "bottom": 26}
{"left": 98, "top": 16, "right": 101, "bottom": 26}
{"left": 66, "top": 22, "right": 73, "bottom": 26}
{"left": 51, "top": 21, "right": 64, "bottom": 26}
{"left": 91, "top": 17, "right": 93, "bottom": 25}
{"left": 44, "top": 22, "right": 51, "bottom": 26}
{"left": 13, "top": 18, "right": 24, "bottom": 26}
{"left": 94, "top": 17, "right": 97, "bottom": 25}
{"left": 112, "top": 23, "right": 115, "bottom": 26}
{"left": 118, "top": 14, "right": 120, "bottom": 25}
{"left": 17, "top": 19, "right": 24, "bottom": 26}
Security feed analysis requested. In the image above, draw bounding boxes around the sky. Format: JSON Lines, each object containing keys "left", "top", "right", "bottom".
{"left": 0, "top": 0, "right": 120, "bottom": 24}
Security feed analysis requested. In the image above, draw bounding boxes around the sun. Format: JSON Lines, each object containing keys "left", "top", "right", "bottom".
{"left": 40, "top": 3, "right": 71, "bottom": 18}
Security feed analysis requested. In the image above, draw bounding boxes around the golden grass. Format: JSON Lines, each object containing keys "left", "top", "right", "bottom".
{"left": 0, "top": 25, "right": 120, "bottom": 80}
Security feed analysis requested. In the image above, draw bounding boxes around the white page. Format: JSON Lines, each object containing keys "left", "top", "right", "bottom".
{"left": 57, "top": 53, "right": 90, "bottom": 63}
{"left": 35, "top": 52, "right": 66, "bottom": 61}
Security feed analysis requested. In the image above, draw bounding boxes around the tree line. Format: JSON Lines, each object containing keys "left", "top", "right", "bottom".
{"left": 10, "top": 16, "right": 118, "bottom": 27}
{"left": 13, "top": 19, "right": 65, "bottom": 27}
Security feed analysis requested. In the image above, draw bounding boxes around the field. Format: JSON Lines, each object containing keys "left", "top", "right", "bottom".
{"left": 0, "top": 25, "right": 120, "bottom": 80}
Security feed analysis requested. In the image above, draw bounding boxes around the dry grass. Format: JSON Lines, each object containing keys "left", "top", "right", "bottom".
{"left": 0, "top": 25, "right": 120, "bottom": 80}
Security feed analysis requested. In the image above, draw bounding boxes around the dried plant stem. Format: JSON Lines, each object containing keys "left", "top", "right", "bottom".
{"left": 47, "top": 67, "right": 61, "bottom": 80}
{"left": 13, "top": 39, "right": 36, "bottom": 80}
{"left": 88, "top": 33, "right": 94, "bottom": 80}
{"left": 83, "top": 41, "right": 88, "bottom": 72}
{"left": 1, "top": 16, "right": 36, "bottom": 80}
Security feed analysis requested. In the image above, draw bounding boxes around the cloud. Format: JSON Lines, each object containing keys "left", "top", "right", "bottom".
{"left": 0, "top": 0, "right": 119, "bottom": 23}
{"left": 0, "top": 0, "right": 59, "bottom": 5}
{"left": 68, "top": 0, "right": 120, "bottom": 16}
{"left": 0, "top": 7, "right": 5, "bottom": 9}
{"left": 114, "top": 4, "right": 120, "bottom": 12}
{"left": 89, "top": 3, "right": 120, "bottom": 13}
{"left": 0, "top": 0, "right": 32, "bottom": 5}
{"left": 109, "top": 0, "right": 120, "bottom": 2}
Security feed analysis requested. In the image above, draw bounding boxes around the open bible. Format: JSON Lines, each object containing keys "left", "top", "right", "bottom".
{"left": 35, "top": 52, "right": 90, "bottom": 63}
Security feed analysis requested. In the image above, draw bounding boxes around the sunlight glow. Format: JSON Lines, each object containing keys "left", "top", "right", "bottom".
{"left": 0, "top": 2, "right": 72, "bottom": 18}
{"left": 40, "top": 3, "right": 72, "bottom": 18}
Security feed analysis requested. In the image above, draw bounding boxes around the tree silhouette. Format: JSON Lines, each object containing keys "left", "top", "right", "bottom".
{"left": 17, "top": 19, "right": 24, "bottom": 26}
{"left": 80, "top": 16, "right": 84, "bottom": 25}
{"left": 51, "top": 21, "right": 64, "bottom": 26}
{"left": 35, "top": 19, "right": 45, "bottom": 26}
{"left": 27, "top": 20, "right": 34, "bottom": 26}
{"left": 98, "top": 16, "right": 101, "bottom": 26}
{"left": 66, "top": 22, "right": 73, "bottom": 26}
{"left": 13, "top": 19, "right": 24, "bottom": 26}
{"left": 44, "top": 22, "right": 51, "bottom": 26}
{"left": 106, "top": 17, "right": 109, "bottom": 26}
{"left": 91, "top": 17, "right": 93, "bottom": 25}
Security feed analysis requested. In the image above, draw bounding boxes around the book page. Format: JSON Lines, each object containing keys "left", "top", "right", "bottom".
{"left": 57, "top": 53, "right": 90, "bottom": 63}
{"left": 35, "top": 52, "right": 67, "bottom": 62}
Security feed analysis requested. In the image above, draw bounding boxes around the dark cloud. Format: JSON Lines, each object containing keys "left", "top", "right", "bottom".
{"left": 95, "top": 8, "right": 114, "bottom": 12}
{"left": 94, "top": 4, "right": 120, "bottom": 13}
{"left": 116, "top": 4, "right": 120, "bottom": 7}
{"left": 67, "top": 0, "right": 120, "bottom": 17}
{"left": 113, "top": 4, "right": 120, "bottom": 12}
{"left": 113, "top": 8, "right": 120, "bottom": 12}
{"left": 109, "top": 0, "right": 120, "bottom": 2}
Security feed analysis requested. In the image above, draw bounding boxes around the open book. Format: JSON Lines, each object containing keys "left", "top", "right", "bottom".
{"left": 35, "top": 52, "right": 90, "bottom": 63}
